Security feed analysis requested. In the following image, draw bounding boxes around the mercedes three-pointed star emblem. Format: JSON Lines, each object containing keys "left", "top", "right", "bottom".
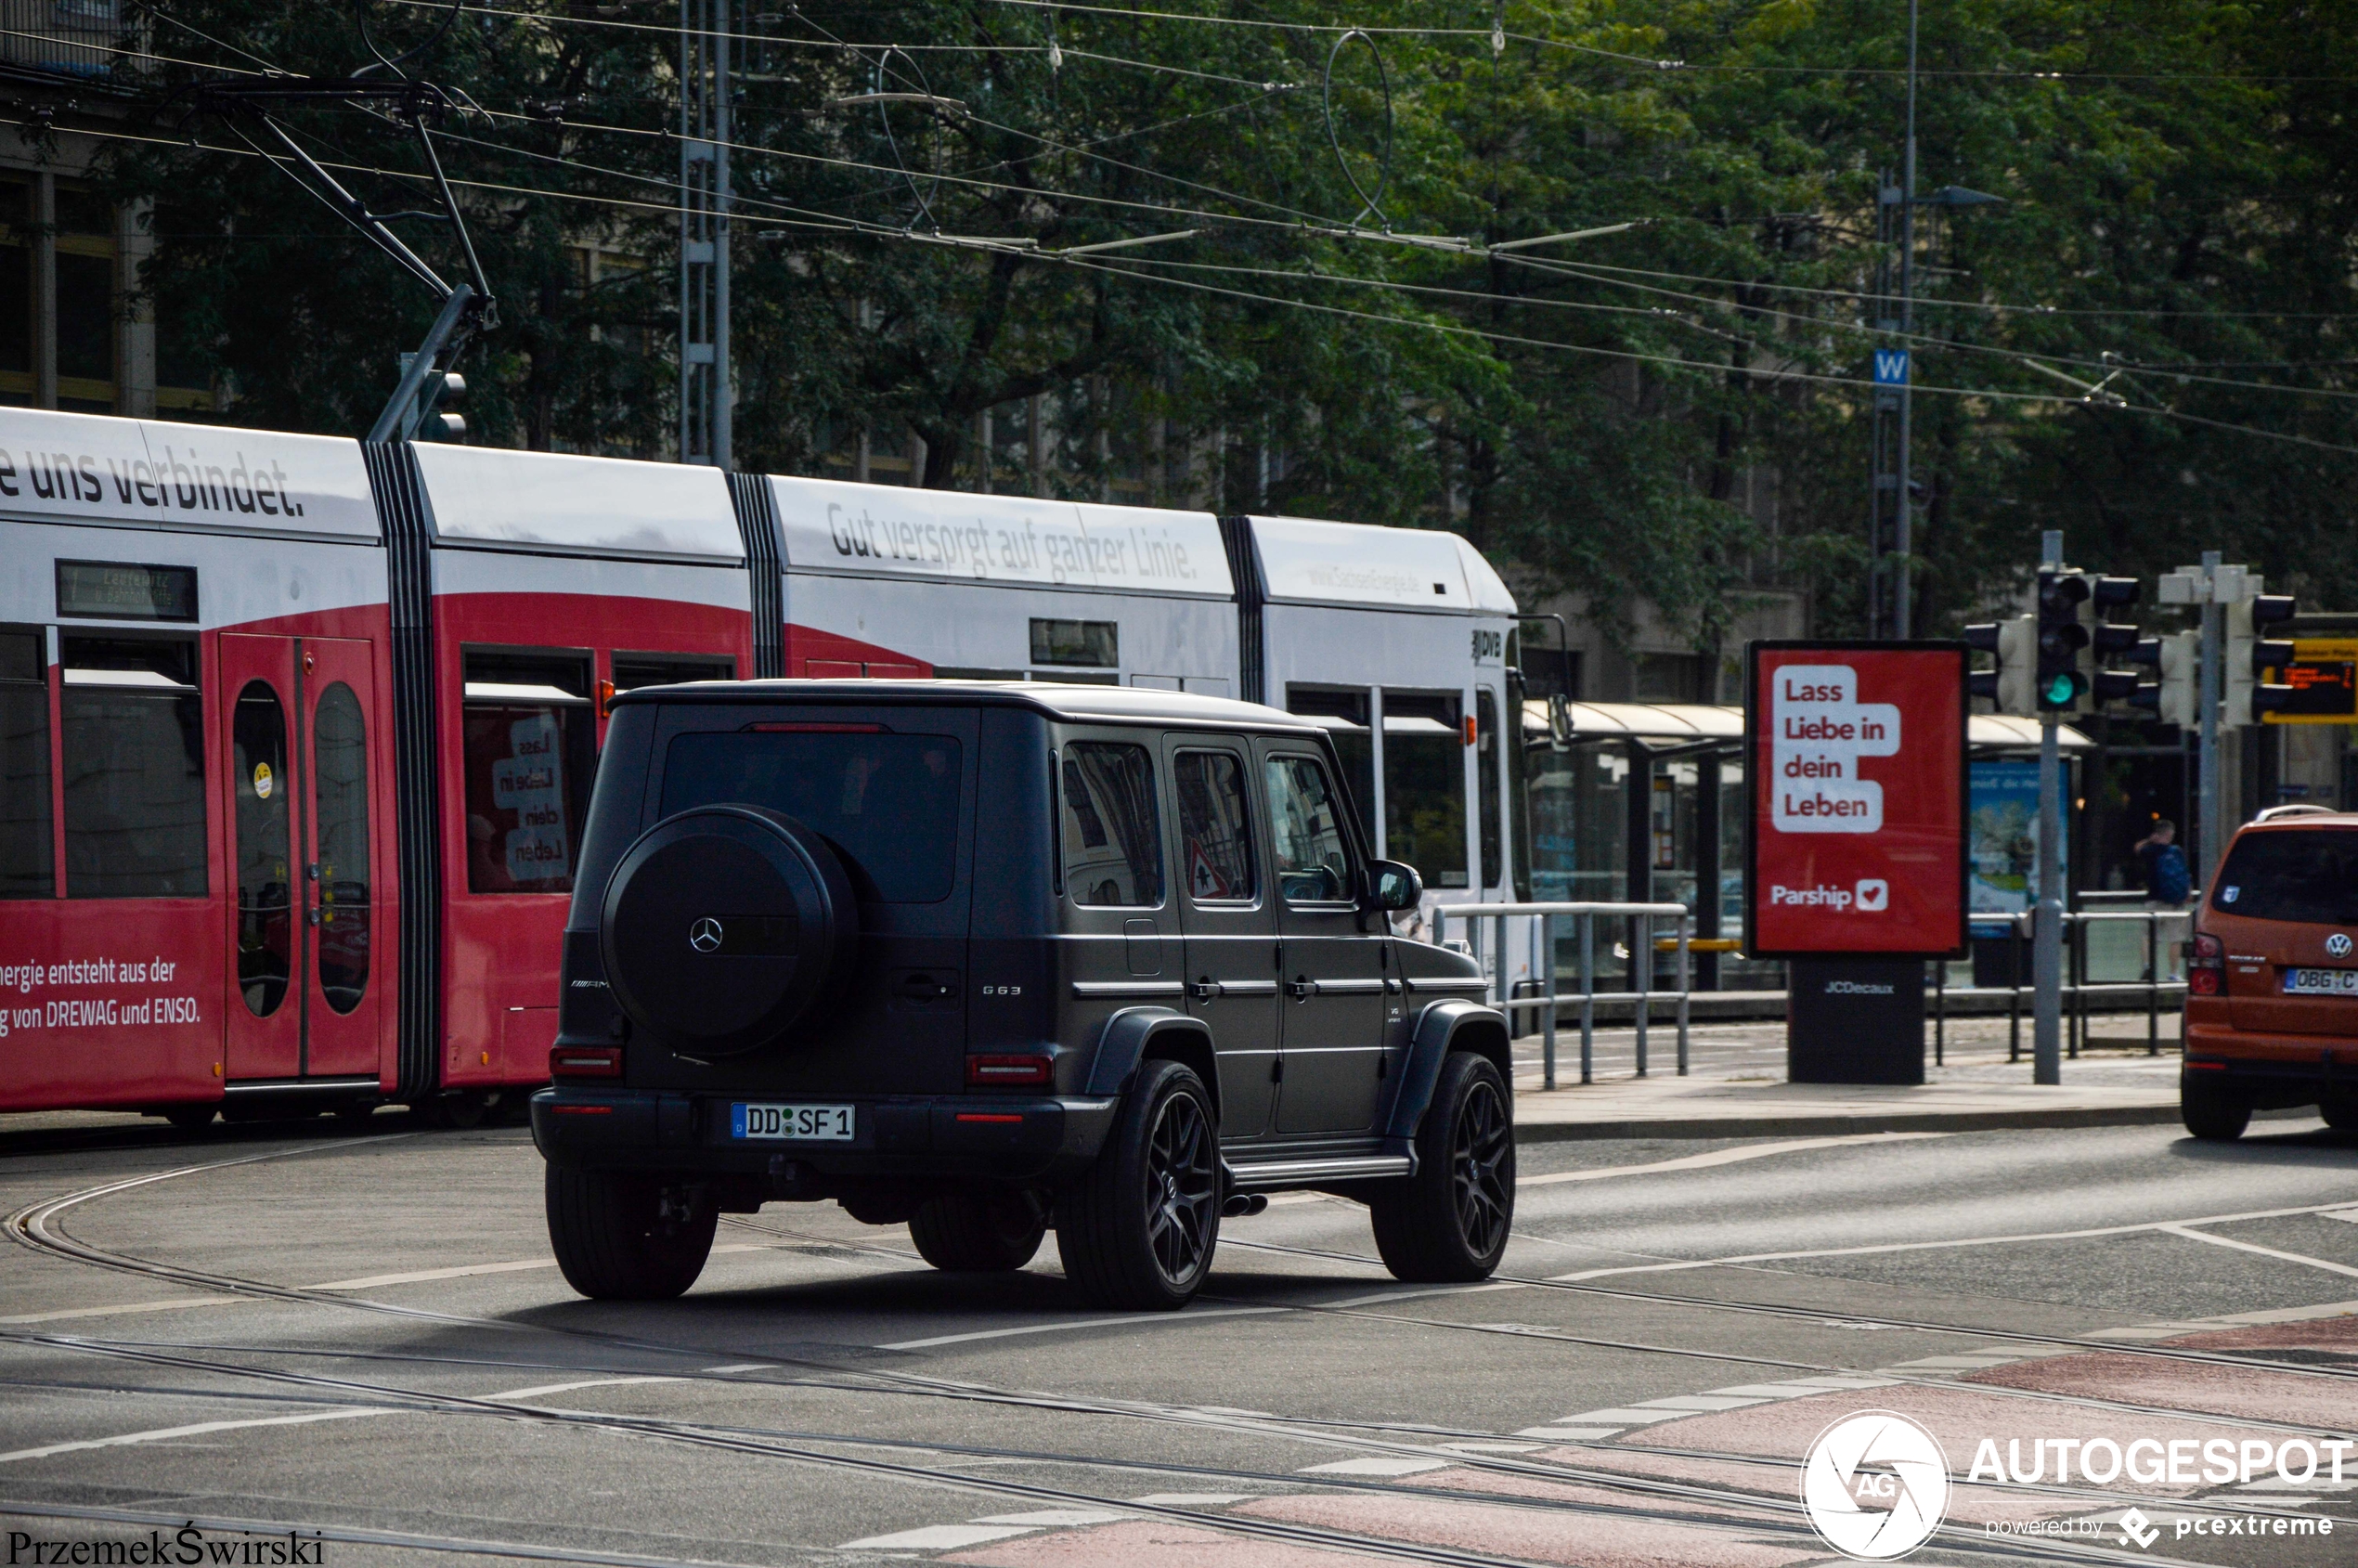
{"left": 689, "top": 916, "right": 724, "bottom": 953}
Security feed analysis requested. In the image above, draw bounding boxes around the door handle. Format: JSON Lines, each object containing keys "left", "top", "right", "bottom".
{"left": 1189, "top": 979, "right": 1223, "bottom": 1001}
{"left": 307, "top": 908, "right": 321, "bottom": 927}
{"left": 1288, "top": 978, "right": 1318, "bottom": 1000}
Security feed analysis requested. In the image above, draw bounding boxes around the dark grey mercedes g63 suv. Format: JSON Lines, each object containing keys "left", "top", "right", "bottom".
{"left": 532, "top": 680, "right": 1513, "bottom": 1310}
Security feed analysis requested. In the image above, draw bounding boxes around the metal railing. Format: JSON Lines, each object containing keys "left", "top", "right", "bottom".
{"left": 1933, "top": 908, "right": 2189, "bottom": 1064}
{"left": 1436, "top": 901, "right": 1693, "bottom": 1090}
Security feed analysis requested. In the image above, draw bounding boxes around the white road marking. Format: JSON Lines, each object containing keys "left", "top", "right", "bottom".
{"left": 1300, "top": 1455, "right": 1452, "bottom": 1476}
{"left": 0, "top": 1297, "right": 243, "bottom": 1325}
{"left": 1517, "top": 1133, "right": 1949, "bottom": 1188}
{"left": 309, "top": 1260, "right": 559, "bottom": 1290}
{"left": 840, "top": 1523, "right": 1037, "bottom": 1549}
{"left": 1127, "top": 1493, "right": 1253, "bottom": 1506}
{"left": 876, "top": 1305, "right": 1283, "bottom": 1352}
{"left": 701, "top": 1363, "right": 778, "bottom": 1374}
{"left": 2321, "top": 1208, "right": 2358, "bottom": 1225}
{"left": 1512, "top": 1427, "right": 1622, "bottom": 1441}
{"left": 2157, "top": 1225, "right": 2358, "bottom": 1279}
{"left": 972, "top": 1510, "right": 1129, "bottom": 1526}
{"left": 482, "top": 1377, "right": 687, "bottom": 1403}
{"left": 1544, "top": 1198, "right": 2358, "bottom": 1281}
{"left": 0, "top": 1407, "right": 379, "bottom": 1464}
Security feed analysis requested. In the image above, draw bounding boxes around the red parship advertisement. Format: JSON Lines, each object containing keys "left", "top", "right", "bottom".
{"left": 1745, "top": 642, "right": 1968, "bottom": 958}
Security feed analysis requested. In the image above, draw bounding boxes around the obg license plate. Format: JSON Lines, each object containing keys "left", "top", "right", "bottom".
{"left": 2282, "top": 968, "right": 2358, "bottom": 996}
{"left": 732, "top": 1103, "right": 856, "bottom": 1141}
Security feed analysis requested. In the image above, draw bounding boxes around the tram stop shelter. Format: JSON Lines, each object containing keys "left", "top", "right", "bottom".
{"left": 1520, "top": 700, "right": 2092, "bottom": 991}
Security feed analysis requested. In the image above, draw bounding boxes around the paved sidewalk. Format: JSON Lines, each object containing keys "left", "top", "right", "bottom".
{"left": 1508, "top": 1013, "right": 2196, "bottom": 1141}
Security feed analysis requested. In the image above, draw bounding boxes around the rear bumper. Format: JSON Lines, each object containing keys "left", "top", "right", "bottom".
{"left": 530, "top": 1087, "right": 1119, "bottom": 1185}
{"left": 2182, "top": 1028, "right": 2355, "bottom": 1107}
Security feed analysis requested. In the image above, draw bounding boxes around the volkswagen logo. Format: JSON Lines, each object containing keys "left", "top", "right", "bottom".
{"left": 688, "top": 916, "right": 724, "bottom": 953}
{"left": 2329, "top": 933, "right": 2352, "bottom": 958}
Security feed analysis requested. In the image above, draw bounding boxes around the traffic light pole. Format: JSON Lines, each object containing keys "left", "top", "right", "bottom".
{"left": 2197, "top": 550, "right": 2223, "bottom": 891}
{"left": 2033, "top": 529, "right": 2065, "bottom": 1087}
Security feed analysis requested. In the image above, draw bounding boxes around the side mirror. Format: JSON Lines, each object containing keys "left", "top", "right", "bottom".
{"left": 1547, "top": 693, "right": 1573, "bottom": 752}
{"left": 1366, "top": 859, "right": 1423, "bottom": 913}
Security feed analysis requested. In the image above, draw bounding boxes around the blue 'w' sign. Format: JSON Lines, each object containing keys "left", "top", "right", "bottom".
{"left": 1872, "top": 349, "right": 1911, "bottom": 386}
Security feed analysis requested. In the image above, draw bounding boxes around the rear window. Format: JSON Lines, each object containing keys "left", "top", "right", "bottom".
{"left": 659, "top": 731, "right": 963, "bottom": 903}
{"left": 2211, "top": 830, "right": 2358, "bottom": 924}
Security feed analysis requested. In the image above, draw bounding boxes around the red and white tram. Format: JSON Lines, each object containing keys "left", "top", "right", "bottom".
{"left": 0, "top": 407, "right": 1527, "bottom": 1123}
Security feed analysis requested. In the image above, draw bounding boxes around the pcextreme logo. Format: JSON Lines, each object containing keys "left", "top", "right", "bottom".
{"left": 1802, "top": 1411, "right": 1950, "bottom": 1560}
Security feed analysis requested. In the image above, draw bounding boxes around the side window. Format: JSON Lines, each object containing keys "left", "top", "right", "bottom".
{"left": 1265, "top": 754, "right": 1355, "bottom": 903}
{"left": 1061, "top": 741, "right": 1163, "bottom": 907}
{"left": 460, "top": 649, "right": 595, "bottom": 894}
{"left": 59, "top": 634, "right": 206, "bottom": 898}
{"left": 613, "top": 654, "right": 734, "bottom": 694}
{"left": 232, "top": 679, "right": 292, "bottom": 1017}
{"left": 1174, "top": 750, "right": 1254, "bottom": 901}
{"left": 0, "top": 628, "right": 52, "bottom": 898}
{"left": 1477, "top": 689, "right": 1501, "bottom": 890}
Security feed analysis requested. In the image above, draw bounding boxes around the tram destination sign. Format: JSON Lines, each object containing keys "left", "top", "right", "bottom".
{"left": 1744, "top": 641, "right": 1970, "bottom": 959}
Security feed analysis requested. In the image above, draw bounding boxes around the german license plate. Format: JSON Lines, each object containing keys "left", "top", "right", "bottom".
{"left": 732, "top": 1103, "right": 856, "bottom": 1141}
{"left": 2282, "top": 968, "right": 2358, "bottom": 996}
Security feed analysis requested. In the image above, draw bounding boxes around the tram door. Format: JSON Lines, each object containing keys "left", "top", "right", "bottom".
{"left": 219, "top": 635, "right": 381, "bottom": 1081}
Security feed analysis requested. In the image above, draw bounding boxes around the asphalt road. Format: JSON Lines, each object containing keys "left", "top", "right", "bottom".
{"left": 3, "top": 1108, "right": 2355, "bottom": 1568}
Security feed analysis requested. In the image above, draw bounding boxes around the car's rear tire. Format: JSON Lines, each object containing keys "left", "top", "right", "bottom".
{"left": 909, "top": 1191, "right": 1047, "bottom": 1272}
{"left": 162, "top": 1105, "right": 216, "bottom": 1134}
{"left": 1370, "top": 1052, "right": 1514, "bottom": 1283}
{"left": 1056, "top": 1060, "right": 1220, "bottom": 1310}
{"left": 2320, "top": 1095, "right": 2357, "bottom": 1132}
{"left": 545, "top": 1167, "right": 717, "bottom": 1300}
{"left": 2180, "top": 1074, "right": 2251, "bottom": 1142}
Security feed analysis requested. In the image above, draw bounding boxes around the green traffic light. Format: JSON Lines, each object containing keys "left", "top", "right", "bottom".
{"left": 2040, "top": 672, "right": 2082, "bottom": 708}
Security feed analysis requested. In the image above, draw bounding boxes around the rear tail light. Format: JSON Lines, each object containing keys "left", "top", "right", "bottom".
{"left": 551, "top": 1044, "right": 624, "bottom": 1079}
{"left": 2187, "top": 931, "right": 2224, "bottom": 996}
{"left": 966, "top": 1054, "right": 1054, "bottom": 1087}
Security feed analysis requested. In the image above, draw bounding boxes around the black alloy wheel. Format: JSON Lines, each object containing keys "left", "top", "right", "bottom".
{"left": 1056, "top": 1060, "right": 1221, "bottom": 1310}
{"left": 1371, "top": 1052, "right": 1516, "bottom": 1282}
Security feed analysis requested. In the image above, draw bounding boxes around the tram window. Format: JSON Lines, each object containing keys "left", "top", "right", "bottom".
{"left": 313, "top": 681, "right": 370, "bottom": 1013}
{"left": 1030, "top": 619, "right": 1118, "bottom": 669}
{"left": 0, "top": 628, "right": 52, "bottom": 899}
{"left": 1174, "top": 750, "right": 1254, "bottom": 901}
{"left": 1283, "top": 686, "right": 1375, "bottom": 848}
{"left": 661, "top": 731, "right": 964, "bottom": 904}
{"left": 613, "top": 654, "right": 734, "bottom": 693}
{"left": 460, "top": 650, "right": 594, "bottom": 894}
{"left": 1382, "top": 691, "right": 1468, "bottom": 889}
{"left": 231, "top": 680, "right": 292, "bottom": 1017}
{"left": 1060, "top": 742, "right": 1163, "bottom": 907}
{"left": 1476, "top": 689, "right": 1501, "bottom": 891}
{"left": 58, "top": 635, "right": 206, "bottom": 899}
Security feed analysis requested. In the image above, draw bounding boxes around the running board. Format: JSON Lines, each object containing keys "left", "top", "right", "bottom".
{"left": 1224, "top": 1153, "right": 1413, "bottom": 1191}
{"left": 222, "top": 1077, "right": 382, "bottom": 1097}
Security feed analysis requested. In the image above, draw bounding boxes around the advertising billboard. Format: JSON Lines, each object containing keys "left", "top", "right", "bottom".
{"left": 1744, "top": 641, "right": 1969, "bottom": 958}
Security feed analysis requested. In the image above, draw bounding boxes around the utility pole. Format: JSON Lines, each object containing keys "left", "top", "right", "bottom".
{"left": 2197, "top": 551, "right": 2223, "bottom": 888}
{"left": 1894, "top": 0, "right": 1918, "bottom": 639}
{"left": 2033, "top": 528, "right": 2064, "bottom": 1087}
{"left": 681, "top": 0, "right": 732, "bottom": 468}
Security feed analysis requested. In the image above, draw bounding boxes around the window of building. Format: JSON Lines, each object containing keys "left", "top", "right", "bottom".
{"left": 0, "top": 179, "right": 120, "bottom": 413}
{"left": 1382, "top": 690, "right": 1467, "bottom": 888}
{"left": 460, "top": 649, "right": 595, "bottom": 894}
{"left": 0, "top": 627, "right": 52, "bottom": 898}
{"left": 59, "top": 634, "right": 205, "bottom": 898}
{"left": 1174, "top": 750, "right": 1253, "bottom": 901}
{"left": 1061, "top": 742, "right": 1162, "bottom": 907}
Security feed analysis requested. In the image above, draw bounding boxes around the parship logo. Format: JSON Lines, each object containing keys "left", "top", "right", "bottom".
{"left": 1802, "top": 1411, "right": 1950, "bottom": 1560}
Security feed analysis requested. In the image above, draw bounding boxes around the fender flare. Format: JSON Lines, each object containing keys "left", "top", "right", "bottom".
{"left": 1386, "top": 999, "right": 1511, "bottom": 1140}
{"left": 1084, "top": 1007, "right": 1220, "bottom": 1110}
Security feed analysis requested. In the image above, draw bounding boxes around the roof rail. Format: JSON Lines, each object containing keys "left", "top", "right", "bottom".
{"left": 2253, "top": 803, "right": 2339, "bottom": 823}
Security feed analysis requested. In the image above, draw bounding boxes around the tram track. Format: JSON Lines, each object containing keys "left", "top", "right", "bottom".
{"left": 6, "top": 1136, "right": 2346, "bottom": 1567}
{"left": 0, "top": 1327, "right": 2252, "bottom": 1568}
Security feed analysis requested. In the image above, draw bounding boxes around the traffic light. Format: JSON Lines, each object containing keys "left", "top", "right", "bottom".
{"left": 421, "top": 370, "right": 467, "bottom": 441}
{"left": 1963, "top": 616, "right": 2036, "bottom": 715}
{"left": 2035, "top": 568, "right": 2091, "bottom": 711}
{"left": 2224, "top": 589, "right": 2298, "bottom": 726}
{"left": 2129, "top": 630, "right": 2200, "bottom": 727}
{"left": 2082, "top": 576, "right": 2143, "bottom": 706}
